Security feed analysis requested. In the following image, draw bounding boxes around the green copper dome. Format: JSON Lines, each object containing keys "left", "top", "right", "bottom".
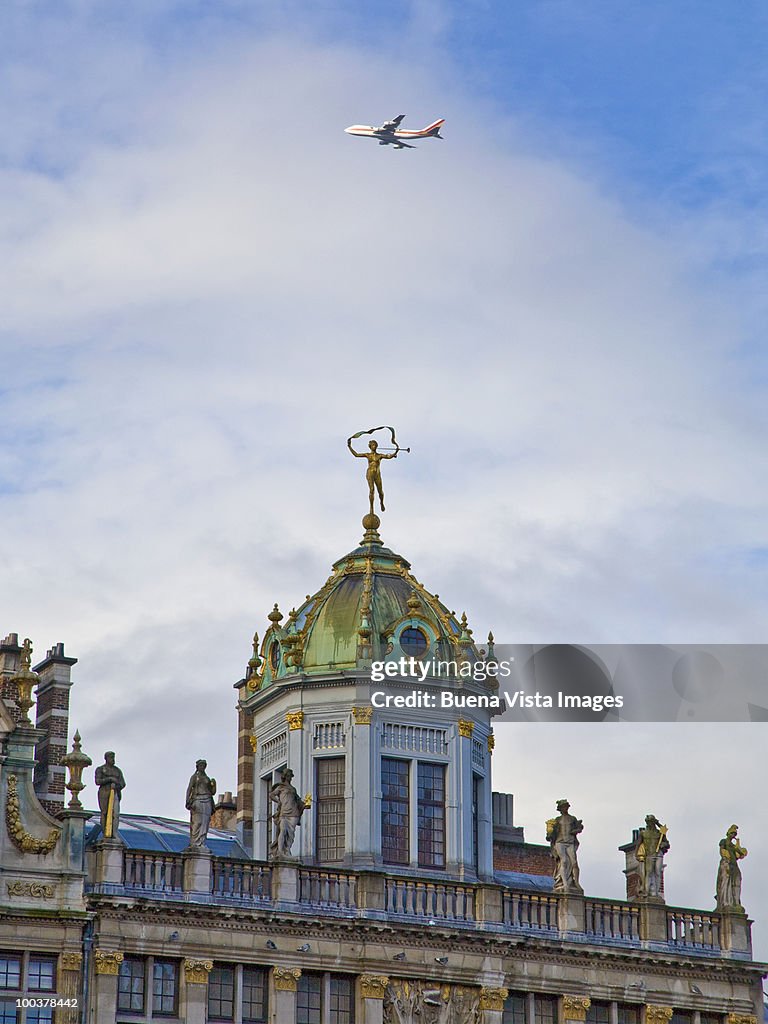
{"left": 247, "top": 514, "right": 477, "bottom": 690}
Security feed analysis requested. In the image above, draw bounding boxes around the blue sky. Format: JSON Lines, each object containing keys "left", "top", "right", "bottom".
{"left": 1, "top": 0, "right": 767, "bottom": 957}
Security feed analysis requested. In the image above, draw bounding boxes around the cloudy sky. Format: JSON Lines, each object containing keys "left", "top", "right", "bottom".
{"left": 1, "top": 1, "right": 767, "bottom": 959}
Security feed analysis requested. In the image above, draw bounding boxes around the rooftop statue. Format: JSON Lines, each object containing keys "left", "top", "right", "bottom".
{"left": 347, "top": 426, "right": 409, "bottom": 516}
{"left": 546, "top": 799, "right": 583, "bottom": 894}
{"left": 94, "top": 751, "right": 126, "bottom": 840}
{"left": 636, "top": 814, "right": 669, "bottom": 899}
{"left": 716, "top": 824, "right": 747, "bottom": 912}
{"left": 269, "top": 768, "right": 305, "bottom": 859}
{"left": 186, "top": 759, "right": 217, "bottom": 849}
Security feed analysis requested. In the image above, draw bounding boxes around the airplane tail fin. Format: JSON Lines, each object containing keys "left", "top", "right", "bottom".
{"left": 423, "top": 118, "right": 445, "bottom": 138}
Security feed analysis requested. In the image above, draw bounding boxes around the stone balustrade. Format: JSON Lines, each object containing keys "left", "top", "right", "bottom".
{"left": 90, "top": 847, "right": 751, "bottom": 957}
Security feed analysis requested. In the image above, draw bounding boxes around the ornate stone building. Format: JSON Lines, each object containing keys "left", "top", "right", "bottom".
{"left": 0, "top": 508, "right": 765, "bottom": 1024}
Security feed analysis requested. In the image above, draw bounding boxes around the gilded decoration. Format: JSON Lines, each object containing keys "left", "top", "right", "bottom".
{"left": 248, "top": 734, "right": 258, "bottom": 753}
{"left": 383, "top": 980, "right": 480, "bottom": 1024}
{"left": 458, "top": 719, "right": 474, "bottom": 738}
{"left": 61, "top": 952, "right": 83, "bottom": 972}
{"left": 480, "top": 988, "right": 509, "bottom": 1011}
{"left": 353, "top": 706, "right": 373, "bottom": 725}
{"left": 360, "top": 975, "right": 389, "bottom": 999}
{"left": 6, "top": 880, "right": 54, "bottom": 899}
{"left": 727, "top": 1016, "right": 757, "bottom": 1024}
{"left": 184, "top": 959, "right": 213, "bottom": 984}
{"left": 562, "top": 996, "right": 591, "bottom": 1021}
{"left": 273, "top": 967, "right": 302, "bottom": 992}
{"left": 94, "top": 951, "right": 124, "bottom": 976}
{"left": 487, "top": 733, "right": 495, "bottom": 752}
{"left": 5, "top": 775, "right": 60, "bottom": 855}
{"left": 645, "top": 1007, "right": 673, "bottom": 1024}
{"left": 286, "top": 711, "right": 304, "bottom": 731}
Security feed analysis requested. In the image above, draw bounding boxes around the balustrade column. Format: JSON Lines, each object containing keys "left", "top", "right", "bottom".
{"left": 359, "top": 975, "right": 389, "bottom": 1024}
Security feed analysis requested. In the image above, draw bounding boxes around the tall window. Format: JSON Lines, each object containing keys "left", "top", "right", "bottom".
{"left": 617, "top": 1006, "right": 642, "bottom": 1024}
{"left": 587, "top": 1003, "right": 611, "bottom": 1024}
{"left": 208, "top": 965, "right": 235, "bottom": 1021}
{"left": 0, "top": 954, "right": 57, "bottom": 1024}
{"left": 118, "top": 957, "right": 146, "bottom": 1013}
{"left": 382, "top": 758, "right": 410, "bottom": 865}
{"left": 534, "top": 995, "right": 557, "bottom": 1024}
{"left": 417, "top": 762, "right": 445, "bottom": 868}
{"left": 152, "top": 960, "right": 178, "bottom": 1016}
{"left": 472, "top": 774, "right": 481, "bottom": 872}
{"left": 242, "top": 967, "right": 268, "bottom": 1023}
{"left": 502, "top": 992, "right": 527, "bottom": 1024}
{"left": 316, "top": 757, "right": 346, "bottom": 862}
{"left": 297, "top": 973, "right": 354, "bottom": 1024}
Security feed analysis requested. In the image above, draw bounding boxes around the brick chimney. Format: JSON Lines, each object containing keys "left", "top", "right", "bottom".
{"left": 211, "top": 791, "right": 238, "bottom": 831}
{"left": 0, "top": 633, "right": 23, "bottom": 722}
{"left": 33, "top": 642, "right": 77, "bottom": 817}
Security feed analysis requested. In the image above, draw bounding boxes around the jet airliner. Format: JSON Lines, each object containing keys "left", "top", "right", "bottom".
{"left": 344, "top": 114, "right": 445, "bottom": 149}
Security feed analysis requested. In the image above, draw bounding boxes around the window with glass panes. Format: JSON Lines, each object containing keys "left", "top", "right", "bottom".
{"left": 242, "top": 966, "right": 268, "bottom": 1023}
{"left": 152, "top": 960, "right": 178, "bottom": 1016}
{"left": 534, "top": 994, "right": 557, "bottom": 1024}
{"left": 297, "top": 972, "right": 354, "bottom": 1024}
{"left": 118, "top": 957, "right": 146, "bottom": 1013}
{"left": 208, "top": 965, "right": 235, "bottom": 1021}
{"left": 26, "top": 1010, "right": 53, "bottom": 1024}
{"left": 26, "top": 959, "right": 55, "bottom": 993}
{"left": 417, "top": 762, "right": 445, "bottom": 867}
{"left": 671, "top": 1013, "right": 693, "bottom": 1024}
{"left": 617, "top": 1006, "right": 641, "bottom": 1024}
{"left": 0, "top": 958, "right": 20, "bottom": 992}
{"left": 502, "top": 991, "right": 526, "bottom": 1024}
{"left": 381, "top": 757, "right": 409, "bottom": 865}
{"left": 700, "top": 1016, "right": 723, "bottom": 1024}
{"left": 316, "top": 757, "right": 345, "bottom": 862}
{"left": 0, "top": 1001, "right": 16, "bottom": 1024}
{"left": 587, "top": 1002, "right": 611, "bottom": 1024}
{"left": 472, "top": 774, "right": 481, "bottom": 872}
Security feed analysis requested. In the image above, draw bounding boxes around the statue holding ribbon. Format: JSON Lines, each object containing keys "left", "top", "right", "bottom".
{"left": 347, "top": 426, "right": 409, "bottom": 516}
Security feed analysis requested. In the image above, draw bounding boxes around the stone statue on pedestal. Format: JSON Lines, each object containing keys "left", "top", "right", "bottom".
{"left": 546, "top": 799, "right": 583, "bottom": 894}
{"left": 186, "top": 759, "right": 217, "bottom": 848}
{"left": 94, "top": 752, "right": 125, "bottom": 840}
{"left": 269, "top": 768, "right": 305, "bottom": 859}
{"left": 636, "top": 814, "right": 669, "bottom": 899}
{"left": 716, "top": 824, "right": 747, "bottom": 911}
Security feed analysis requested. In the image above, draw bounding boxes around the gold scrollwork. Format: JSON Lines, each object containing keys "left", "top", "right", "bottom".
{"left": 562, "top": 996, "right": 591, "bottom": 1021}
{"left": 727, "top": 1016, "right": 757, "bottom": 1024}
{"left": 286, "top": 711, "right": 304, "bottom": 731}
{"left": 480, "top": 988, "right": 509, "bottom": 1011}
{"left": 645, "top": 1007, "right": 674, "bottom": 1024}
{"left": 61, "top": 952, "right": 83, "bottom": 971}
{"left": 94, "top": 951, "right": 124, "bottom": 976}
{"left": 6, "top": 880, "right": 54, "bottom": 899}
{"left": 273, "top": 967, "right": 302, "bottom": 992}
{"left": 5, "top": 776, "right": 60, "bottom": 855}
{"left": 360, "top": 975, "right": 389, "bottom": 999}
{"left": 352, "top": 706, "right": 373, "bottom": 725}
{"left": 184, "top": 959, "right": 213, "bottom": 984}
{"left": 458, "top": 719, "right": 474, "bottom": 738}
{"left": 487, "top": 733, "right": 495, "bottom": 751}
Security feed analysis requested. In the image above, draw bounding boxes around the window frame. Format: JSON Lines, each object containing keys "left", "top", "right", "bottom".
{"left": 315, "top": 756, "right": 346, "bottom": 863}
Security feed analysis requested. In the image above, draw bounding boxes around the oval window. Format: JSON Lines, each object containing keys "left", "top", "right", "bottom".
{"left": 400, "top": 626, "right": 428, "bottom": 659}
{"left": 269, "top": 641, "right": 281, "bottom": 673}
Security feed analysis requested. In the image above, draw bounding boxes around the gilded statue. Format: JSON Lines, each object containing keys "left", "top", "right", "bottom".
{"left": 94, "top": 752, "right": 126, "bottom": 840}
{"left": 347, "top": 426, "right": 408, "bottom": 516}
{"left": 636, "top": 814, "right": 669, "bottom": 899}
{"left": 716, "top": 824, "right": 747, "bottom": 911}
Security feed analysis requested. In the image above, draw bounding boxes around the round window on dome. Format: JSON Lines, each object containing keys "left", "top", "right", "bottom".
{"left": 400, "top": 626, "right": 428, "bottom": 659}
{"left": 269, "top": 641, "right": 281, "bottom": 673}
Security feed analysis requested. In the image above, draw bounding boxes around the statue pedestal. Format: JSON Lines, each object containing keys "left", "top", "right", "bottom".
{"left": 637, "top": 899, "right": 667, "bottom": 943}
{"left": 557, "top": 892, "right": 585, "bottom": 933}
{"left": 182, "top": 846, "right": 212, "bottom": 896}
{"left": 719, "top": 908, "right": 752, "bottom": 955}
{"left": 93, "top": 839, "right": 125, "bottom": 887}
{"left": 271, "top": 862, "right": 299, "bottom": 903}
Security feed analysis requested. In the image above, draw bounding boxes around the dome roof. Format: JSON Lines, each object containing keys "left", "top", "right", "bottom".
{"left": 247, "top": 514, "right": 481, "bottom": 689}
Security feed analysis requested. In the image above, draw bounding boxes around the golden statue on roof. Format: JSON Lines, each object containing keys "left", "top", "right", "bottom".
{"left": 347, "top": 426, "right": 409, "bottom": 516}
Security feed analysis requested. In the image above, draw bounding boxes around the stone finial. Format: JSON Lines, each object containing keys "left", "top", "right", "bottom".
{"left": 12, "top": 638, "right": 39, "bottom": 723}
{"left": 268, "top": 603, "right": 284, "bottom": 627}
{"left": 360, "top": 975, "right": 389, "bottom": 1000}
{"left": 62, "top": 731, "right": 93, "bottom": 810}
{"left": 246, "top": 632, "right": 262, "bottom": 691}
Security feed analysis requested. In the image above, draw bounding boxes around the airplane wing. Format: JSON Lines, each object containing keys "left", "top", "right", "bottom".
{"left": 391, "top": 114, "right": 405, "bottom": 127}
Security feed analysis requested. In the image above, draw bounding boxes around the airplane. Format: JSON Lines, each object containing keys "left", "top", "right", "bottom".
{"left": 344, "top": 114, "right": 445, "bottom": 150}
